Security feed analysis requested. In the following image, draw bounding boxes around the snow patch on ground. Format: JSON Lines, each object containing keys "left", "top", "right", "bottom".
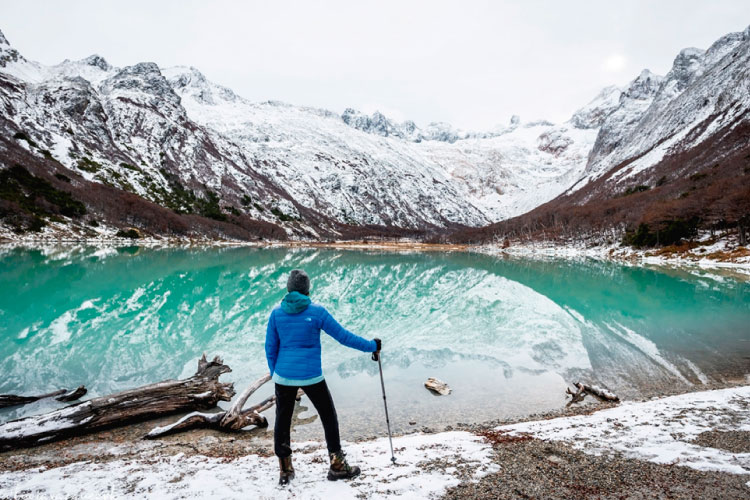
{"left": 0, "top": 432, "right": 498, "bottom": 499}
{"left": 499, "top": 386, "right": 750, "bottom": 475}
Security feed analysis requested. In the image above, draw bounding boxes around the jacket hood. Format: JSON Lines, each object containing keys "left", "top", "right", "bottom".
{"left": 281, "top": 291, "right": 311, "bottom": 314}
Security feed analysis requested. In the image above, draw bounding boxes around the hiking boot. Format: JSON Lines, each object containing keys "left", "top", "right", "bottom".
{"left": 278, "top": 456, "right": 295, "bottom": 485}
{"left": 327, "top": 450, "right": 361, "bottom": 481}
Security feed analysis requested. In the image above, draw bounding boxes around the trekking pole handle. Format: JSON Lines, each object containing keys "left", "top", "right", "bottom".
{"left": 371, "top": 338, "right": 382, "bottom": 361}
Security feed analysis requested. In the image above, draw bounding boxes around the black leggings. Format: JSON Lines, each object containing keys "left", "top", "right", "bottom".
{"left": 274, "top": 379, "right": 341, "bottom": 458}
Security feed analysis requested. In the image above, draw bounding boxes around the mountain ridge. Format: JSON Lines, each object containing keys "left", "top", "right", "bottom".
{"left": 1, "top": 26, "right": 747, "bottom": 246}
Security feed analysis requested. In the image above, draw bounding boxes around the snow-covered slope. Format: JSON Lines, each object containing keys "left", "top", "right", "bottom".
{"left": 161, "top": 66, "right": 491, "bottom": 229}
{"left": 166, "top": 63, "right": 602, "bottom": 224}
{"left": 0, "top": 28, "right": 604, "bottom": 238}
{"left": 418, "top": 124, "right": 598, "bottom": 221}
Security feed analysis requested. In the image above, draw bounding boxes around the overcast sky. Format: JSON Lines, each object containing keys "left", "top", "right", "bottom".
{"left": 2, "top": 1, "right": 748, "bottom": 129}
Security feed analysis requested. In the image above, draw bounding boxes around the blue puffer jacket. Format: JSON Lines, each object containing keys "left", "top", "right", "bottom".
{"left": 265, "top": 293, "right": 377, "bottom": 380}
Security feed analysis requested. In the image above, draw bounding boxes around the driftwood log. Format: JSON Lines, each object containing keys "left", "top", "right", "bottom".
{"left": 146, "top": 374, "right": 304, "bottom": 439}
{"left": 575, "top": 382, "right": 619, "bottom": 402}
{"left": 0, "top": 355, "right": 234, "bottom": 451}
{"left": 565, "top": 381, "right": 620, "bottom": 405}
{"left": 0, "top": 386, "right": 87, "bottom": 409}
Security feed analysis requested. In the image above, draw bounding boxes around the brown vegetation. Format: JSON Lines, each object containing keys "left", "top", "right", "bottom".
{"left": 477, "top": 429, "right": 534, "bottom": 445}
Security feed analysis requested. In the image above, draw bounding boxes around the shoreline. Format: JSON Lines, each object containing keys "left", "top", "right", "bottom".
{"left": 2, "top": 376, "right": 747, "bottom": 470}
{"left": 0, "top": 382, "right": 748, "bottom": 498}
{"left": 478, "top": 238, "right": 750, "bottom": 271}
{"left": 2, "top": 235, "right": 749, "bottom": 273}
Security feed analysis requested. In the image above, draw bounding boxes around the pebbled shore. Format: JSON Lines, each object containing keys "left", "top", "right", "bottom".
{"left": 444, "top": 436, "right": 750, "bottom": 500}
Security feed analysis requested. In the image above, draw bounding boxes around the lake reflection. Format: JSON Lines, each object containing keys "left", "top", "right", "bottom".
{"left": 1, "top": 245, "right": 749, "bottom": 437}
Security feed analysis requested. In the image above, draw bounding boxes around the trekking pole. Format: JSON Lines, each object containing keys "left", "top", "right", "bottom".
{"left": 372, "top": 350, "right": 396, "bottom": 464}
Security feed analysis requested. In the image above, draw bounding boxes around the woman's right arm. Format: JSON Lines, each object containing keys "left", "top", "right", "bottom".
{"left": 265, "top": 311, "right": 280, "bottom": 376}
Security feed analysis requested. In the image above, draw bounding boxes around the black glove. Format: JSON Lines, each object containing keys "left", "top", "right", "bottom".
{"left": 371, "top": 338, "right": 382, "bottom": 361}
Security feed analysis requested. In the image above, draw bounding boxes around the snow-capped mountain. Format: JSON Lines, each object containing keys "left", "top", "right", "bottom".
{"left": 454, "top": 25, "right": 750, "bottom": 244}
{"left": 2, "top": 24, "right": 746, "bottom": 243}
{"left": 0, "top": 28, "right": 606, "bottom": 239}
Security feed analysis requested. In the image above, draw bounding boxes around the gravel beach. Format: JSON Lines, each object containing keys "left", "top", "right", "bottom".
{"left": 444, "top": 435, "right": 750, "bottom": 500}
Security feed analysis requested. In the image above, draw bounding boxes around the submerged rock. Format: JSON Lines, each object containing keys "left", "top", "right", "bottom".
{"left": 425, "top": 378, "right": 451, "bottom": 395}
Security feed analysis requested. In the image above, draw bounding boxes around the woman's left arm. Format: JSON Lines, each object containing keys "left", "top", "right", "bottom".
{"left": 321, "top": 308, "right": 377, "bottom": 353}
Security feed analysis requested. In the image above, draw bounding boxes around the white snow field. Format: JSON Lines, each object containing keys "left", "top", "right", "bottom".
{"left": 0, "top": 431, "right": 498, "bottom": 500}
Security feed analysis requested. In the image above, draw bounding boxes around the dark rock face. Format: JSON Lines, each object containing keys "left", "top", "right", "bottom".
{"left": 103, "top": 63, "right": 182, "bottom": 109}
{"left": 0, "top": 29, "right": 23, "bottom": 68}
{"left": 537, "top": 131, "right": 573, "bottom": 157}
{"left": 341, "top": 108, "right": 415, "bottom": 140}
{"left": 82, "top": 55, "right": 111, "bottom": 71}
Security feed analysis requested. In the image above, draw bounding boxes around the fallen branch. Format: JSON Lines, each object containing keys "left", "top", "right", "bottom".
{"left": 146, "top": 377, "right": 304, "bottom": 439}
{"left": 0, "top": 386, "right": 87, "bottom": 409}
{"left": 565, "top": 385, "right": 587, "bottom": 405}
{"left": 0, "top": 355, "right": 234, "bottom": 451}
{"left": 220, "top": 374, "right": 271, "bottom": 430}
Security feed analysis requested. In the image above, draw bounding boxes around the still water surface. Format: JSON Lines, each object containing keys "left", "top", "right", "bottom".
{"left": 1, "top": 246, "right": 749, "bottom": 439}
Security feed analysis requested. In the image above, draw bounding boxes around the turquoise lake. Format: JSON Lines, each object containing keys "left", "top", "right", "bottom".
{"left": 1, "top": 246, "right": 749, "bottom": 439}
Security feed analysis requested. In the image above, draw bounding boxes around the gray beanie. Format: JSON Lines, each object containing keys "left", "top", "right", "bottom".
{"left": 287, "top": 269, "right": 310, "bottom": 295}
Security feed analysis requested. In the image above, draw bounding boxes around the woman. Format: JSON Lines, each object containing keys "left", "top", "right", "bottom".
{"left": 265, "top": 269, "right": 381, "bottom": 485}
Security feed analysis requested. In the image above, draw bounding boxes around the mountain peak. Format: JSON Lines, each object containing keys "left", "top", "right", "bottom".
{"left": 701, "top": 25, "right": 750, "bottom": 68}
{"left": 570, "top": 86, "right": 622, "bottom": 129}
{"left": 162, "top": 66, "right": 238, "bottom": 105}
{"left": 102, "top": 62, "right": 183, "bottom": 108}
{"left": 636, "top": 68, "right": 658, "bottom": 80}
{"left": 0, "top": 29, "right": 8, "bottom": 47}
{"left": 81, "top": 54, "right": 111, "bottom": 71}
{"left": 623, "top": 69, "right": 663, "bottom": 101}
{"left": 130, "top": 61, "right": 161, "bottom": 74}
